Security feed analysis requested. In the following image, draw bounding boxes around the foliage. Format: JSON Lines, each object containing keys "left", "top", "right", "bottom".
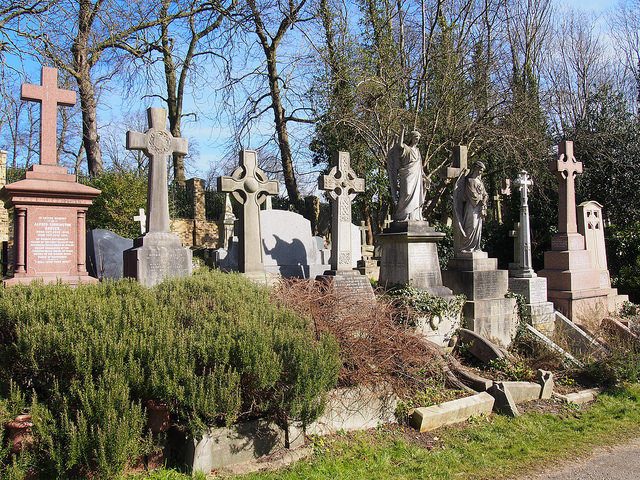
{"left": 240, "top": 385, "right": 640, "bottom": 480}
{"left": 581, "top": 336, "right": 640, "bottom": 387}
{"left": 85, "top": 171, "right": 147, "bottom": 238}
{"left": 395, "top": 377, "right": 466, "bottom": 420}
{"left": 168, "top": 182, "right": 192, "bottom": 219}
{"left": 487, "top": 357, "right": 535, "bottom": 382}
{"left": 0, "top": 271, "right": 340, "bottom": 479}
{"left": 605, "top": 222, "right": 640, "bottom": 301}
{"left": 386, "top": 285, "right": 466, "bottom": 327}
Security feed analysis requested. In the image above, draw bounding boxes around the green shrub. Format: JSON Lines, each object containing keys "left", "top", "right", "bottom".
{"left": 85, "top": 171, "right": 148, "bottom": 238}
{"left": 0, "top": 271, "right": 340, "bottom": 479}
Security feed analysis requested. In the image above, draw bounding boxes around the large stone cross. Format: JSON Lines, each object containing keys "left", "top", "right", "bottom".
{"left": 513, "top": 170, "right": 535, "bottom": 277}
{"left": 218, "top": 150, "right": 278, "bottom": 273}
{"left": 21, "top": 66, "right": 76, "bottom": 165}
{"left": 319, "top": 151, "right": 365, "bottom": 271}
{"left": 126, "top": 108, "right": 188, "bottom": 234}
{"left": 552, "top": 141, "right": 583, "bottom": 234}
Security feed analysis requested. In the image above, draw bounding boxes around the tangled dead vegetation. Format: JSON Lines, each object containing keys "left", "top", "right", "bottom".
{"left": 272, "top": 278, "right": 474, "bottom": 398}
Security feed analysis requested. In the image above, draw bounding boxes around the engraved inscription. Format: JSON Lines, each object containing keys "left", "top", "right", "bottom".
{"left": 31, "top": 215, "right": 74, "bottom": 265}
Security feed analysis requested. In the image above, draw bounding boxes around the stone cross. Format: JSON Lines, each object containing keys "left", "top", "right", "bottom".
{"left": 443, "top": 145, "right": 468, "bottom": 180}
{"left": 319, "top": 151, "right": 365, "bottom": 271}
{"left": 134, "top": 208, "right": 147, "bottom": 235}
{"left": 127, "top": 108, "right": 188, "bottom": 234}
{"left": 513, "top": 170, "right": 535, "bottom": 277}
{"left": 551, "top": 141, "right": 583, "bottom": 234}
{"left": 359, "top": 221, "right": 367, "bottom": 247}
{"left": 508, "top": 222, "right": 521, "bottom": 271}
{"left": 21, "top": 66, "right": 76, "bottom": 165}
{"left": 493, "top": 193, "right": 503, "bottom": 224}
{"left": 218, "top": 150, "right": 278, "bottom": 273}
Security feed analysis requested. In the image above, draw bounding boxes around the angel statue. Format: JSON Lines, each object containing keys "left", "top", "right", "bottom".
{"left": 386, "top": 129, "right": 426, "bottom": 222}
{"left": 452, "top": 161, "right": 489, "bottom": 253}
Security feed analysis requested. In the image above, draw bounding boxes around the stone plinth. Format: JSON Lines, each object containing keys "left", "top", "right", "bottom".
{"left": 316, "top": 270, "right": 375, "bottom": 302}
{"left": 508, "top": 276, "right": 555, "bottom": 335}
{"left": 123, "top": 232, "right": 192, "bottom": 287}
{"left": 378, "top": 220, "right": 453, "bottom": 296}
{"left": 443, "top": 251, "right": 517, "bottom": 347}
{"left": 1, "top": 164, "right": 100, "bottom": 285}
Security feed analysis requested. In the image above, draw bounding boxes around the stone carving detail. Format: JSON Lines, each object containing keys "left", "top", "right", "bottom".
{"left": 386, "top": 130, "right": 425, "bottom": 221}
{"left": 452, "top": 161, "right": 488, "bottom": 253}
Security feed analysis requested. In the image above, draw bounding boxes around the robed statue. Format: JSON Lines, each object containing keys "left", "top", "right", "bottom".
{"left": 387, "top": 129, "right": 426, "bottom": 222}
{"left": 452, "top": 161, "right": 488, "bottom": 252}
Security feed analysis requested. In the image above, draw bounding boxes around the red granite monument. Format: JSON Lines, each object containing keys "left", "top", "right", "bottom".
{"left": 0, "top": 66, "right": 100, "bottom": 285}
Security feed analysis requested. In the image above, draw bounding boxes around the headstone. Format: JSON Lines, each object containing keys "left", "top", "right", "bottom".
{"left": 443, "top": 146, "right": 517, "bottom": 347}
{"left": 1, "top": 66, "right": 100, "bottom": 285}
{"left": 123, "top": 107, "right": 192, "bottom": 287}
{"left": 539, "top": 141, "right": 626, "bottom": 323}
{"left": 317, "top": 151, "right": 373, "bottom": 300}
{"left": 218, "top": 150, "right": 278, "bottom": 277}
{"left": 536, "top": 369, "right": 554, "bottom": 399}
{"left": 577, "top": 201, "right": 609, "bottom": 287}
{"left": 134, "top": 208, "right": 147, "bottom": 234}
{"left": 508, "top": 171, "right": 555, "bottom": 334}
{"left": 86, "top": 229, "right": 133, "bottom": 279}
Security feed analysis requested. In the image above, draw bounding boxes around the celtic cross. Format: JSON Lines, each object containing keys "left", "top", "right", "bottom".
{"left": 552, "top": 141, "right": 583, "bottom": 234}
{"left": 319, "top": 151, "right": 365, "bottom": 271}
{"left": 126, "top": 108, "right": 188, "bottom": 234}
{"left": 218, "top": 150, "right": 278, "bottom": 273}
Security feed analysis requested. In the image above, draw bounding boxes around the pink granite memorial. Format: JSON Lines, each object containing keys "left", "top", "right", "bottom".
{"left": 0, "top": 66, "right": 100, "bottom": 285}
{"left": 539, "top": 141, "right": 622, "bottom": 323}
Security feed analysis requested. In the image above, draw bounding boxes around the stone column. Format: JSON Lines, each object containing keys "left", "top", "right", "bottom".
{"left": 14, "top": 208, "right": 26, "bottom": 274}
{"left": 512, "top": 170, "right": 535, "bottom": 278}
{"left": 77, "top": 210, "right": 87, "bottom": 274}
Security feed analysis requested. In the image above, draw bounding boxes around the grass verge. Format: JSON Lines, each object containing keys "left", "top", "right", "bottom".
{"left": 127, "top": 383, "right": 640, "bottom": 479}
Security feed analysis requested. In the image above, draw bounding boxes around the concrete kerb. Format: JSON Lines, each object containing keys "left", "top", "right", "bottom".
{"left": 410, "top": 392, "right": 495, "bottom": 432}
{"left": 553, "top": 388, "right": 602, "bottom": 405}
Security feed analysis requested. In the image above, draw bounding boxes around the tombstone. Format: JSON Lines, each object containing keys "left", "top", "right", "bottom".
{"left": 134, "top": 208, "right": 147, "bottom": 234}
{"left": 86, "top": 229, "right": 133, "bottom": 279}
{"left": 442, "top": 146, "right": 517, "bottom": 347}
{"left": 217, "top": 193, "right": 236, "bottom": 249}
{"left": 507, "top": 171, "right": 555, "bottom": 334}
{"left": 507, "top": 222, "right": 521, "bottom": 271}
{"left": 218, "top": 150, "right": 278, "bottom": 281}
{"left": 317, "top": 151, "right": 374, "bottom": 300}
{"left": 539, "top": 141, "right": 626, "bottom": 323}
{"left": 123, "top": 107, "right": 192, "bottom": 287}
{"left": 0, "top": 66, "right": 100, "bottom": 285}
{"left": 215, "top": 209, "right": 330, "bottom": 279}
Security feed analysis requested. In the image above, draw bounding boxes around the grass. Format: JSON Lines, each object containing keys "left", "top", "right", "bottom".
{"left": 127, "top": 383, "right": 640, "bottom": 479}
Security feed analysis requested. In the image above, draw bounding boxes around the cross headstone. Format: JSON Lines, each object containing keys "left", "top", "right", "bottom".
{"left": 551, "top": 141, "right": 583, "bottom": 234}
{"left": 127, "top": 108, "right": 188, "bottom": 235}
{"left": 513, "top": 170, "right": 535, "bottom": 277}
{"left": 218, "top": 150, "right": 279, "bottom": 273}
{"left": 319, "top": 151, "right": 365, "bottom": 271}
{"left": 134, "top": 208, "right": 147, "bottom": 235}
{"left": 443, "top": 145, "right": 468, "bottom": 180}
{"left": 359, "top": 220, "right": 367, "bottom": 247}
{"left": 493, "top": 193, "right": 503, "bottom": 224}
{"left": 21, "top": 66, "right": 76, "bottom": 165}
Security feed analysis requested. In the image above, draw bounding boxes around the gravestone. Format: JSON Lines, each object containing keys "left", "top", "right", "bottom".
{"left": 442, "top": 145, "right": 517, "bottom": 347}
{"left": 218, "top": 150, "right": 278, "bottom": 281}
{"left": 87, "top": 229, "right": 133, "bottom": 279}
{"left": 539, "top": 141, "right": 625, "bottom": 323}
{"left": 317, "top": 151, "right": 374, "bottom": 300}
{"left": 134, "top": 208, "right": 147, "bottom": 234}
{"left": 1, "top": 66, "right": 100, "bottom": 285}
{"left": 507, "top": 171, "right": 555, "bottom": 334}
{"left": 123, "top": 107, "right": 192, "bottom": 287}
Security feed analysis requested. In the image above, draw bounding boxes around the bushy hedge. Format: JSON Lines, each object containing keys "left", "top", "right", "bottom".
{"left": 0, "top": 270, "right": 340, "bottom": 479}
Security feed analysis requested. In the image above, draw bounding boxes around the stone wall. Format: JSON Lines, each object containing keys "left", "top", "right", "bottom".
{"left": 169, "top": 177, "right": 219, "bottom": 248}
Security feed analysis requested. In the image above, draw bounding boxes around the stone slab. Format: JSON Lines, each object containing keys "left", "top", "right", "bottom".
{"left": 554, "top": 388, "right": 601, "bottom": 405}
{"left": 508, "top": 276, "right": 548, "bottom": 305}
{"left": 553, "top": 311, "right": 606, "bottom": 356}
{"left": 442, "top": 268, "right": 509, "bottom": 301}
{"left": 415, "top": 311, "right": 461, "bottom": 347}
{"left": 316, "top": 270, "right": 375, "bottom": 302}
{"left": 305, "top": 386, "right": 398, "bottom": 436}
{"left": 410, "top": 392, "right": 495, "bottom": 432}
{"left": 537, "top": 369, "right": 554, "bottom": 399}
{"left": 488, "top": 383, "right": 520, "bottom": 417}
{"left": 500, "top": 381, "right": 543, "bottom": 403}
{"left": 123, "top": 232, "right": 192, "bottom": 287}
{"left": 550, "top": 233, "right": 585, "bottom": 251}
{"left": 447, "top": 257, "right": 498, "bottom": 272}
{"left": 458, "top": 328, "right": 505, "bottom": 364}
{"left": 87, "top": 229, "right": 133, "bottom": 280}
{"left": 462, "top": 297, "right": 518, "bottom": 347}
{"left": 525, "top": 324, "right": 583, "bottom": 368}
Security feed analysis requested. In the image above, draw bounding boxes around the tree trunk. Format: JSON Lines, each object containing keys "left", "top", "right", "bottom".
{"left": 265, "top": 48, "right": 302, "bottom": 208}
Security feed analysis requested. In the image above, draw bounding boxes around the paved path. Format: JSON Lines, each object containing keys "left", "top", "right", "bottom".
{"left": 528, "top": 438, "right": 640, "bottom": 480}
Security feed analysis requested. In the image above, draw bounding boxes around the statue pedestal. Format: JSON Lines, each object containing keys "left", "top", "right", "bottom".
{"left": 378, "top": 221, "right": 452, "bottom": 296}
{"left": 508, "top": 275, "right": 556, "bottom": 336}
{"left": 443, "top": 251, "right": 517, "bottom": 347}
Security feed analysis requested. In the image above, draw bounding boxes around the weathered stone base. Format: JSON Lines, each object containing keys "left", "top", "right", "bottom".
{"left": 378, "top": 220, "right": 452, "bottom": 296}
{"left": 415, "top": 313, "right": 461, "bottom": 347}
{"left": 4, "top": 274, "right": 98, "bottom": 286}
{"left": 546, "top": 287, "right": 621, "bottom": 326}
{"left": 410, "top": 392, "right": 495, "bottom": 432}
{"left": 123, "top": 232, "right": 192, "bottom": 287}
{"left": 462, "top": 298, "right": 518, "bottom": 347}
{"left": 316, "top": 270, "right": 375, "bottom": 302}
